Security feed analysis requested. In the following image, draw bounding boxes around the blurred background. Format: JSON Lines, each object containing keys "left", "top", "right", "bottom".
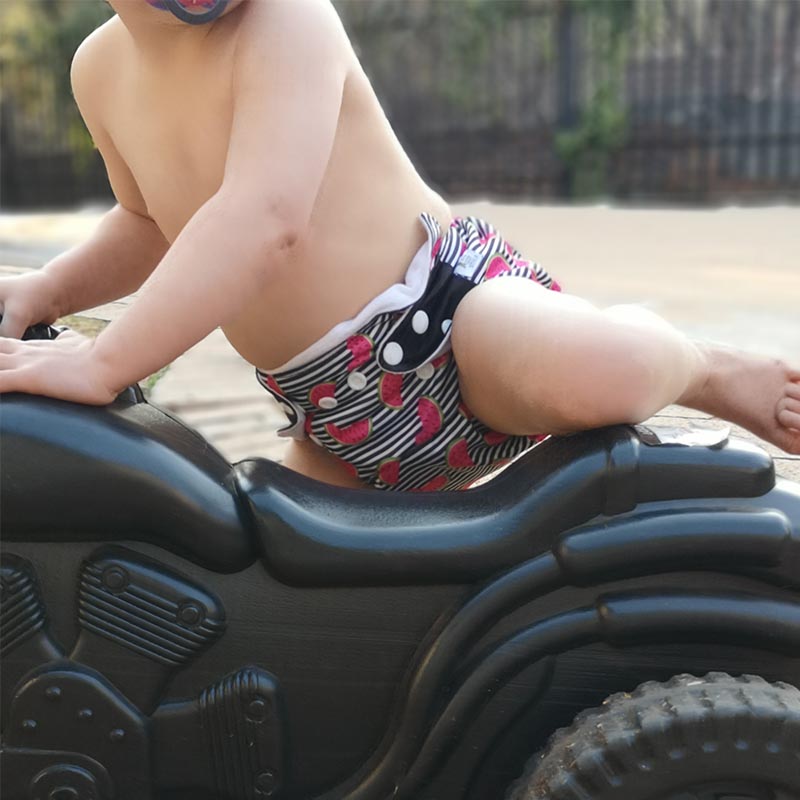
{"left": 0, "top": 0, "right": 798, "bottom": 465}
{"left": 2, "top": 0, "right": 799, "bottom": 209}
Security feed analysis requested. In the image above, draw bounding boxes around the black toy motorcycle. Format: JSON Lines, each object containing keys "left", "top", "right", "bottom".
{"left": 2, "top": 323, "right": 800, "bottom": 800}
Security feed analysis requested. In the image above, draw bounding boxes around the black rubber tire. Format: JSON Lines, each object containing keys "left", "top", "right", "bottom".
{"left": 506, "top": 672, "right": 800, "bottom": 800}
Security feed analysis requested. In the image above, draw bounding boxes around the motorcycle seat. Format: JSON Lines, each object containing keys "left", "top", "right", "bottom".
{"left": 0, "top": 388, "right": 776, "bottom": 583}
{"left": 235, "top": 425, "right": 775, "bottom": 586}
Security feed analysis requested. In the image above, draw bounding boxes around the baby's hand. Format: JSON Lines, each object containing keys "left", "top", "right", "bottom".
{"left": 0, "top": 329, "right": 117, "bottom": 405}
{"left": 0, "top": 272, "right": 61, "bottom": 339}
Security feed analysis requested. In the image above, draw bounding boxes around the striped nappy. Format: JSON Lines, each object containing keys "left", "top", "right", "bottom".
{"left": 256, "top": 213, "right": 561, "bottom": 491}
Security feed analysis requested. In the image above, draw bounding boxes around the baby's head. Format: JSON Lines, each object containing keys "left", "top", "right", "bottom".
{"left": 145, "top": 0, "right": 230, "bottom": 25}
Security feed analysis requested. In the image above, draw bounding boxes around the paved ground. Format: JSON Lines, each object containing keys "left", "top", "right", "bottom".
{"left": 2, "top": 201, "right": 798, "bottom": 480}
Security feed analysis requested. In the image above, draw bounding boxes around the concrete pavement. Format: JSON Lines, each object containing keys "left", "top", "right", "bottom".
{"left": 2, "top": 201, "right": 798, "bottom": 477}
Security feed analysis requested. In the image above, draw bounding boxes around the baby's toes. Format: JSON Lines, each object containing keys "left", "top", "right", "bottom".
{"left": 777, "top": 385, "right": 800, "bottom": 432}
{"left": 779, "top": 426, "right": 800, "bottom": 456}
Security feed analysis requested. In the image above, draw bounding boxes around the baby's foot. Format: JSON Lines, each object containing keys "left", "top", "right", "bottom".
{"left": 681, "top": 344, "right": 800, "bottom": 455}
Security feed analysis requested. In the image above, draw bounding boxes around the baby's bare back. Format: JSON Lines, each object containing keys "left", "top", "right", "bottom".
{"left": 90, "top": 2, "right": 451, "bottom": 370}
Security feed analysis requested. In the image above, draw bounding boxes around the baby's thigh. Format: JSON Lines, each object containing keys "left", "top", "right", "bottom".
{"left": 450, "top": 277, "right": 614, "bottom": 435}
{"left": 282, "top": 439, "right": 368, "bottom": 489}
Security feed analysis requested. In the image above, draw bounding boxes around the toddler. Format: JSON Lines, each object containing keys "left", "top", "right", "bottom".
{"left": 0, "top": 0, "right": 797, "bottom": 490}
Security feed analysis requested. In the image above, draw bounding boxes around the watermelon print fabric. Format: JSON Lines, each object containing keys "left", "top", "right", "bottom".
{"left": 256, "top": 213, "right": 562, "bottom": 491}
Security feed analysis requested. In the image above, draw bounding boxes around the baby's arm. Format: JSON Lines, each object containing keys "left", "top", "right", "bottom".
{"left": 54, "top": 32, "right": 169, "bottom": 313}
{"left": 0, "top": 0, "right": 347, "bottom": 403}
{"left": 0, "top": 29, "right": 168, "bottom": 339}
{"left": 91, "top": 0, "right": 348, "bottom": 392}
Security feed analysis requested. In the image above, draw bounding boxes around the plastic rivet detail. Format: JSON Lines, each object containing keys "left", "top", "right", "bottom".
{"left": 255, "top": 771, "right": 277, "bottom": 796}
{"left": 109, "top": 728, "right": 126, "bottom": 743}
{"left": 201, "top": 668, "right": 282, "bottom": 797}
{"left": 78, "top": 708, "right": 94, "bottom": 722}
{"left": 177, "top": 602, "right": 204, "bottom": 626}
{"left": 22, "top": 719, "right": 37, "bottom": 731}
{"left": 102, "top": 566, "right": 129, "bottom": 592}
{"left": 31, "top": 764, "right": 100, "bottom": 799}
{"left": 247, "top": 698, "right": 269, "bottom": 722}
{"left": 45, "top": 686, "right": 62, "bottom": 701}
{"left": 49, "top": 788, "right": 79, "bottom": 800}
{"left": 80, "top": 556, "right": 226, "bottom": 667}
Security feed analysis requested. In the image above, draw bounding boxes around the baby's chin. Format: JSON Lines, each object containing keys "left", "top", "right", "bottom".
{"left": 145, "top": 0, "right": 243, "bottom": 25}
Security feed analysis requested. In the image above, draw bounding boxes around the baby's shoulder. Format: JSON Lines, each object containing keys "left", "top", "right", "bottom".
{"left": 237, "top": 0, "right": 351, "bottom": 58}
{"left": 70, "top": 17, "right": 127, "bottom": 113}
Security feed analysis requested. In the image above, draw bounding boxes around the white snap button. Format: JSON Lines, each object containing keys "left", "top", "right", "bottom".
{"left": 319, "top": 397, "right": 339, "bottom": 410}
{"left": 412, "top": 310, "right": 430, "bottom": 334}
{"left": 416, "top": 362, "right": 435, "bottom": 380}
{"left": 383, "top": 342, "right": 404, "bottom": 366}
{"left": 347, "top": 371, "right": 368, "bottom": 391}
{"left": 441, "top": 319, "right": 452, "bottom": 334}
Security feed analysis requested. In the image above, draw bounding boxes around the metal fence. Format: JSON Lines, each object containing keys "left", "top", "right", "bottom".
{"left": 344, "top": 0, "right": 800, "bottom": 202}
{"left": 2, "top": 0, "right": 799, "bottom": 209}
{"left": 1, "top": 91, "right": 112, "bottom": 209}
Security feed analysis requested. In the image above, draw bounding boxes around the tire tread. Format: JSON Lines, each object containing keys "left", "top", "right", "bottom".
{"left": 505, "top": 673, "right": 800, "bottom": 800}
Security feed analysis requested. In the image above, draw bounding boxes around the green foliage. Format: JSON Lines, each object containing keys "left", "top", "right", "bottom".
{"left": 0, "top": 0, "right": 113, "bottom": 162}
{"left": 336, "top": 0, "right": 637, "bottom": 197}
{"left": 555, "top": 0, "right": 636, "bottom": 197}
{"left": 336, "top": 0, "right": 550, "bottom": 119}
{"left": 430, "top": 0, "right": 547, "bottom": 114}
{"left": 556, "top": 84, "right": 628, "bottom": 196}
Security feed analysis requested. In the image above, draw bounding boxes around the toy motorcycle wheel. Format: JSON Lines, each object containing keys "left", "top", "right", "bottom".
{"left": 507, "top": 673, "right": 800, "bottom": 800}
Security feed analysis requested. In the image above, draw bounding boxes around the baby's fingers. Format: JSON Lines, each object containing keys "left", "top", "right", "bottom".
{"left": 0, "top": 336, "right": 22, "bottom": 354}
{"left": 0, "top": 341, "right": 28, "bottom": 373}
{"left": 0, "top": 362, "right": 36, "bottom": 394}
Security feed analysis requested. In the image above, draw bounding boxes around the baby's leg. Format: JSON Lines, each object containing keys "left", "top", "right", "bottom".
{"left": 451, "top": 277, "right": 800, "bottom": 454}
{"left": 282, "top": 439, "right": 367, "bottom": 489}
